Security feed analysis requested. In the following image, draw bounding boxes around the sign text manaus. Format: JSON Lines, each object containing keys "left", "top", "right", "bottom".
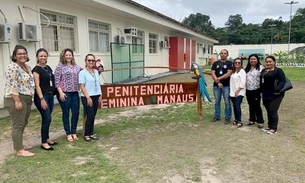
{"left": 101, "top": 82, "right": 197, "bottom": 108}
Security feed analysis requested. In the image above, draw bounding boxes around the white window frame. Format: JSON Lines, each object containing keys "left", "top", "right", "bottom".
{"left": 88, "top": 20, "right": 110, "bottom": 53}
{"left": 40, "top": 10, "right": 77, "bottom": 52}
{"left": 132, "top": 30, "right": 144, "bottom": 54}
{"left": 149, "top": 33, "right": 158, "bottom": 54}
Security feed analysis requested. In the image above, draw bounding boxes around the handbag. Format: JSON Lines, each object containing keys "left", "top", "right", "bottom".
{"left": 274, "top": 77, "right": 293, "bottom": 93}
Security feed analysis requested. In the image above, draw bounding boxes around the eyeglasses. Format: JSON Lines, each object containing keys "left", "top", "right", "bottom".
{"left": 234, "top": 62, "right": 241, "bottom": 64}
{"left": 87, "top": 59, "right": 95, "bottom": 62}
{"left": 16, "top": 53, "right": 27, "bottom": 56}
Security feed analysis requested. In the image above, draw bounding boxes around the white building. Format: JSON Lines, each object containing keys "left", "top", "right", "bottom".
{"left": 0, "top": 0, "right": 218, "bottom": 110}
{"left": 214, "top": 43, "right": 305, "bottom": 60}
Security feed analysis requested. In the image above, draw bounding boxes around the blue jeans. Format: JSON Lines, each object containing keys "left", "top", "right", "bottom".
{"left": 58, "top": 92, "right": 80, "bottom": 135}
{"left": 230, "top": 96, "right": 243, "bottom": 122}
{"left": 213, "top": 86, "right": 231, "bottom": 120}
{"left": 34, "top": 93, "right": 54, "bottom": 143}
{"left": 81, "top": 95, "right": 100, "bottom": 136}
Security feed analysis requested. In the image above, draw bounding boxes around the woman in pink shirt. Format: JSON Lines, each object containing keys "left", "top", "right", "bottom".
{"left": 54, "top": 48, "right": 81, "bottom": 142}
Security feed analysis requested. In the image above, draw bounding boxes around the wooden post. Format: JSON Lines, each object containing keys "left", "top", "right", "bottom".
{"left": 196, "top": 84, "right": 203, "bottom": 120}
{"left": 192, "top": 75, "right": 202, "bottom": 120}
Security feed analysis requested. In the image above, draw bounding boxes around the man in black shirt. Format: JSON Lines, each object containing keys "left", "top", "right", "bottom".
{"left": 211, "top": 49, "right": 233, "bottom": 124}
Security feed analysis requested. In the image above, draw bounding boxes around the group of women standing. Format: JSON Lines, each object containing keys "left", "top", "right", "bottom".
{"left": 4, "top": 45, "right": 102, "bottom": 157}
{"left": 229, "top": 54, "right": 286, "bottom": 135}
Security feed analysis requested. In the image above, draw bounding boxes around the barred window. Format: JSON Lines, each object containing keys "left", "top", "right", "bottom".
{"left": 40, "top": 10, "right": 77, "bottom": 52}
{"left": 88, "top": 20, "right": 110, "bottom": 53}
{"left": 132, "top": 31, "right": 144, "bottom": 54}
{"left": 149, "top": 33, "right": 158, "bottom": 54}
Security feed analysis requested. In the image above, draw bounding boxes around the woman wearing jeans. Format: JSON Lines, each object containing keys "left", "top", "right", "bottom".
{"left": 79, "top": 54, "right": 102, "bottom": 142}
{"left": 229, "top": 58, "right": 246, "bottom": 127}
{"left": 32, "top": 48, "right": 58, "bottom": 150}
{"left": 55, "top": 48, "right": 81, "bottom": 142}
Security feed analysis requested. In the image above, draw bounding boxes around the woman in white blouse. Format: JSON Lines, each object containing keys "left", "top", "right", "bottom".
{"left": 230, "top": 58, "right": 246, "bottom": 127}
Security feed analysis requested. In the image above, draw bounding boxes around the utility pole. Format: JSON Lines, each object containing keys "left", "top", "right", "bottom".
{"left": 284, "top": 1, "right": 299, "bottom": 55}
{"left": 269, "top": 24, "right": 276, "bottom": 55}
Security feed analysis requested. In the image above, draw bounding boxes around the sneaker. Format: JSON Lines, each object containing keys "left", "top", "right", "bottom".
{"left": 267, "top": 129, "right": 277, "bottom": 135}
{"left": 224, "top": 119, "right": 231, "bottom": 124}
{"left": 262, "top": 128, "right": 271, "bottom": 132}
{"left": 211, "top": 117, "right": 220, "bottom": 122}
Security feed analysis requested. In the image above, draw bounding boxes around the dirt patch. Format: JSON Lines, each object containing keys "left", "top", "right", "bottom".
{"left": 0, "top": 104, "right": 170, "bottom": 165}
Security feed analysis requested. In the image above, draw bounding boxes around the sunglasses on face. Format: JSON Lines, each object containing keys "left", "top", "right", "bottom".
{"left": 87, "top": 59, "right": 95, "bottom": 62}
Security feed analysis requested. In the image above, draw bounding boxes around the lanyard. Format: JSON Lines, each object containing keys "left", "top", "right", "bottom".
{"left": 40, "top": 66, "right": 53, "bottom": 87}
{"left": 87, "top": 69, "right": 97, "bottom": 87}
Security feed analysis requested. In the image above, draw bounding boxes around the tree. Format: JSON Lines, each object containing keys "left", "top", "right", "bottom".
{"left": 180, "top": 8, "right": 305, "bottom": 45}
{"left": 181, "top": 13, "right": 215, "bottom": 34}
{"left": 225, "top": 14, "right": 243, "bottom": 31}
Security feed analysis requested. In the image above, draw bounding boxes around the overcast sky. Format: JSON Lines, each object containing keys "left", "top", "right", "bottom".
{"left": 133, "top": 0, "right": 305, "bottom": 28}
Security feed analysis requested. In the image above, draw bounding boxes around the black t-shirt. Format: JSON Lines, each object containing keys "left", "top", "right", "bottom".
{"left": 32, "top": 65, "right": 56, "bottom": 95}
{"left": 211, "top": 60, "right": 233, "bottom": 86}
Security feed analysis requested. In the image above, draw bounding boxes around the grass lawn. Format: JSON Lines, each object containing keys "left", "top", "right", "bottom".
{"left": 0, "top": 67, "right": 304, "bottom": 183}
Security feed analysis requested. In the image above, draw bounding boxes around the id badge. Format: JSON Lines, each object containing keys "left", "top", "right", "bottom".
{"left": 31, "top": 80, "right": 35, "bottom": 87}
{"left": 219, "top": 70, "right": 223, "bottom": 75}
{"left": 50, "top": 80, "right": 53, "bottom": 86}
{"left": 94, "top": 86, "right": 98, "bottom": 92}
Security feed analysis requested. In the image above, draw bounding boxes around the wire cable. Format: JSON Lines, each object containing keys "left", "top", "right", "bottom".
{"left": 0, "top": 9, "right": 8, "bottom": 23}
{"left": 22, "top": 5, "right": 50, "bottom": 27}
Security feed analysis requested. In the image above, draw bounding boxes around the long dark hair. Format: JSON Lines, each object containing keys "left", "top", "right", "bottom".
{"left": 11, "top": 45, "right": 30, "bottom": 62}
{"left": 245, "top": 54, "right": 261, "bottom": 73}
{"left": 265, "top": 55, "right": 276, "bottom": 62}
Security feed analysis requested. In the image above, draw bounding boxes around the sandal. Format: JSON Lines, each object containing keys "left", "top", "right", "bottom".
{"left": 232, "top": 120, "right": 237, "bottom": 125}
{"left": 16, "top": 150, "right": 35, "bottom": 157}
{"left": 67, "top": 135, "right": 74, "bottom": 142}
{"left": 71, "top": 134, "right": 79, "bottom": 141}
{"left": 247, "top": 121, "right": 255, "bottom": 126}
{"left": 237, "top": 123, "right": 243, "bottom": 128}
{"left": 257, "top": 124, "right": 264, "bottom": 129}
{"left": 84, "top": 136, "right": 91, "bottom": 142}
{"left": 89, "top": 135, "right": 99, "bottom": 140}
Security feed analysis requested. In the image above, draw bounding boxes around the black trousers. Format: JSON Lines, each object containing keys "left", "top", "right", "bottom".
{"left": 263, "top": 94, "right": 284, "bottom": 130}
{"left": 246, "top": 89, "right": 264, "bottom": 123}
{"left": 81, "top": 95, "right": 100, "bottom": 136}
